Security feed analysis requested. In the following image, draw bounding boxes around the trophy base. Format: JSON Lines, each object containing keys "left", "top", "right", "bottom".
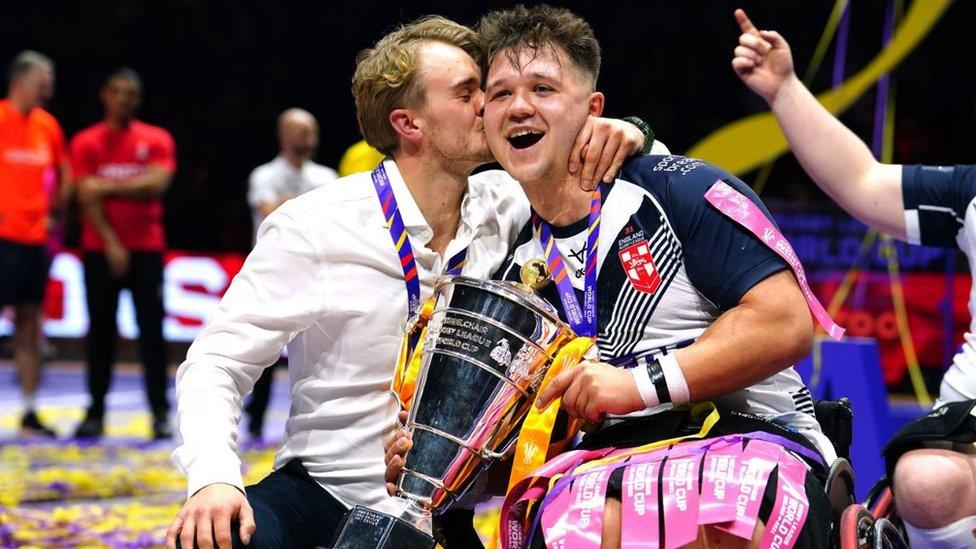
{"left": 328, "top": 505, "right": 435, "bottom": 549}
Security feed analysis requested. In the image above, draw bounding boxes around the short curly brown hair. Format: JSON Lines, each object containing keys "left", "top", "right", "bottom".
{"left": 352, "top": 17, "right": 483, "bottom": 156}
{"left": 477, "top": 4, "right": 600, "bottom": 88}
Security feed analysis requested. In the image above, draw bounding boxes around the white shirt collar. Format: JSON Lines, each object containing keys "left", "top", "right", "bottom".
{"left": 382, "top": 159, "right": 428, "bottom": 232}
{"left": 382, "top": 159, "right": 486, "bottom": 240}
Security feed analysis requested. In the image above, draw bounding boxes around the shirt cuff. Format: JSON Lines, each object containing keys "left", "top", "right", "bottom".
{"left": 172, "top": 446, "right": 246, "bottom": 498}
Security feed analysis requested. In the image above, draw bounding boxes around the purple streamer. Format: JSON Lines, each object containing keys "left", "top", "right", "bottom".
{"left": 871, "top": 0, "right": 897, "bottom": 159}
{"left": 832, "top": 1, "right": 852, "bottom": 88}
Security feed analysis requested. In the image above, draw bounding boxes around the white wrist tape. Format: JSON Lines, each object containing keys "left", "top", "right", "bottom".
{"left": 630, "top": 354, "right": 690, "bottom": 409}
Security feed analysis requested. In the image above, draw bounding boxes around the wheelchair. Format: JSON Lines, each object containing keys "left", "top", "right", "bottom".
{"left": 815, "top": 398, "right": 909, "bottom": 548}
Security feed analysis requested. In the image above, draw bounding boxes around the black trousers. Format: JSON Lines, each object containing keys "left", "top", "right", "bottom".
{"left": 83, "top": 251, "right": 169, "bottom": 418}
{"left": 176, "top": 459, "right": 482, "bottom": 548}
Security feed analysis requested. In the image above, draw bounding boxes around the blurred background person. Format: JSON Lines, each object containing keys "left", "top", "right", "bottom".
{"left": 0, "top": 51, "right": 70, "bottom": 438}
{"left": 70, "top": 68, "right": 176, "bottom": 440}
{"left": 243, "top": 107, "right": 337, "bottom": 439}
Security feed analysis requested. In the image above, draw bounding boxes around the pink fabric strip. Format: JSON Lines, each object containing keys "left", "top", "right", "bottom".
{"left": 699, "top": 440, "right": 744, "bottom": 525}
{"left": 621, "top": 460, "right": 661, "bottom": 548}
{"left": 717, "top": 440, "right": 783, "bottom": 540}
{"left": 704, "top": 180, "right": 845, "bottom": 340}
{"left": 539, "top": 484, "right": 574, "bottom": 548}
{"left": 501, "top": 447, "right": 616, "bottom": 549}
{"left": 760, "top": 455, "right": 811, "bottom": 549}
{"left": 564, "top": 468, "right": 612, "bottom": 547}
{"left": 661, "top": 455, "right": 701, "bottom": 549}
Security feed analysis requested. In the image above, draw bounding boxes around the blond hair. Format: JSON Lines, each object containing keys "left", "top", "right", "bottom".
{"left": 352, "top": 16, "right": 483, "bottom": 156}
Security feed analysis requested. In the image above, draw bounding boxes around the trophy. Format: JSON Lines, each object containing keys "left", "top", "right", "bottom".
{"left": 330, "top": 263, "right": 575, "bottom": 548}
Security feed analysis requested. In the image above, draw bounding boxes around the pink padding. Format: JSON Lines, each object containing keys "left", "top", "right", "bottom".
{"left": 699, "top": 440, "right": 744, "bottom": 524}
{"left": 621, "top": 460, "right": 660, "bottom": 548}
{"left": 540, "top": 482, "right": 574, "bottom": 548}
{"left": 760, "top": 454, "right": 811, "bottom": 549}
{"left": 717, "top": 439, "right": 783, "bottom": 540}
{"left": 564, "top": 468, "right": 612, "bottom": 548}
{"left": 661, "top": 455, "right": 701, "bottom": 549}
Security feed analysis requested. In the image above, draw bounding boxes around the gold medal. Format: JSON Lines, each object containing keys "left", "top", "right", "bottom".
{"left": 519, "top": 258, "right": 551, "bottom": 291}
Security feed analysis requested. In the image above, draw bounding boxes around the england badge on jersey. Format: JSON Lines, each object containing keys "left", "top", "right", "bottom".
{"left": 618, "top": 241, "right": 661, "bottom": 294}
{"left": 136, "top": 142, "right": 149, "bottom": 162}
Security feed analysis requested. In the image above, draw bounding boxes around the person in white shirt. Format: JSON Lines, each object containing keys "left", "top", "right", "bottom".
{"left": 733, "top": 9, "right": 976, "bottom": 548}
{"left": 247, "top": 108, "right": 338, "bottom": 241}
{"left": 244, "top": 108, "right": 339, "bottom": 440}
{"left": 165, "top": 15, "right": 647, "bottom": 549}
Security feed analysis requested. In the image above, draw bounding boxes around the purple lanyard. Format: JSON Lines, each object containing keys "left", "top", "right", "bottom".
{"left": 371, "top": 163, "right": 466, "bottom": 319}
{"left": 531, "top": 189, "right": 601, "bottom": 337}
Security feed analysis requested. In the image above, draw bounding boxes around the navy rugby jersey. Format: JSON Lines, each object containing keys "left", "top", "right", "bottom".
{"left": 902, "top": 164, "right": 976, "bottom": 406}
{"left": 494, "top": 155, "right": 829, "bottom": 451}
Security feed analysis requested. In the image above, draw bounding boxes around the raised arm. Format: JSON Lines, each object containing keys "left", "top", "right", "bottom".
{"left": 732, "top": 9, "right": 906, "bottom": 239}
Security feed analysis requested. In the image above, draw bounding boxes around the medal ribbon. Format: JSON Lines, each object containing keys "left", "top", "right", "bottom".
{"left": 531, "top": 188, "right": 601, "bottom": 337}
{"left": 373, "top": 162, "right": 466, "bottom": 410}
{"left": 371, "top": 162, "right": 467, "bottom": 319}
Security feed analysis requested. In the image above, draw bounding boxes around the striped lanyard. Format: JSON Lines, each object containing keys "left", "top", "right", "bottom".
{"left": 371, "top": 162, "right": 467, "bottom": 319}
{"left": 531, "top": 189, "right": 601, "bottom": 337}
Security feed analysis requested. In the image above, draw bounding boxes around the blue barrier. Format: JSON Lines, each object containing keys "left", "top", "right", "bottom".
{"left": 795, "top": 338, "right": 926, "bottom": 500}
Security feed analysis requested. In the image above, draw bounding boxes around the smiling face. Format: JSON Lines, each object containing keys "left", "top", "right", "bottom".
{"left": 410, "top": 41, "right": 492, "bottom": 169}
{"left": 483, "top": 44, "right": 602, "bottom": 186}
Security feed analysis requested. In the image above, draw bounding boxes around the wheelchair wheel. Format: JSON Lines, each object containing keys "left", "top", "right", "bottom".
{"left": 868, "top": 486, "right": 894, "bottom": 519}
{"left": 872, "top": 518, "right": 909, "bottom": 549}
{"left": 863, "top": 477, "right": 894, "bottom": 519}
{"left": 839, "top": 504, "right": 875, "bottom": 549}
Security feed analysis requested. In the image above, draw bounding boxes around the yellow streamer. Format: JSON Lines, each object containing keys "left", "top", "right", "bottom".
{"left": 507, "top": 336, "right": 595, "bottom": 491}
{"left": 687, "top": 0, "right": 952, "bottom": 175}
{"left": 573, "top": 402, "right": 721, "bottom": 474}
{"left": 391, "top": 296, "right": 437, "bottom": 410}
{"left": 881, "top": 236, "right": 932, "bottom": 405}
{"left": 802, "top": 0, "right": 851, "bottom": 84}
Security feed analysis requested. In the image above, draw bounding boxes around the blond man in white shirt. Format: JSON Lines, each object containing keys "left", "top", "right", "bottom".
{"left": 166, "top": 15, "right": 647, "bottom": 549}
{"left": 244, "top": 108, "right": 339, "bottom": 440}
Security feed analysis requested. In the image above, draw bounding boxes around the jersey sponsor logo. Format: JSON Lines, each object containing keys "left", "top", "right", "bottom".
{"left": 97, "top": 163, "right": 148, "bottom": 180}
{"left": 651, "top": 155, "right": 705, "bottom": 176}
{"left": 568, "top": 246, "right": 586, "bottom": 278}
{"left": 3, "top": 147, "right": 51, "bottom": 166}
{"left": 618, "top": 241, "right": 661, "bottom": 294}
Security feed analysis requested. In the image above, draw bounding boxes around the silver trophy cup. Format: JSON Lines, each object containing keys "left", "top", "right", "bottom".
{"left": 330, "top": 273, "right": 574, "bottom": 548}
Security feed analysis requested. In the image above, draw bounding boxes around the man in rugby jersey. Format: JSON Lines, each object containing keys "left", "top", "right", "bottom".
{"left": 734, "top": 8, "right": 976, "bottom": 547}
{"left": 479, "top": 5, "right": 830, "bottom": 547}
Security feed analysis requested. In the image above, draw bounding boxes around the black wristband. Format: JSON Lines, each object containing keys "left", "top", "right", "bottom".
{"left": 645, "top": 357, "right": 672, "bottom": 405}
{"left": 622, "top": 116, "right": 655, "bottom": 156}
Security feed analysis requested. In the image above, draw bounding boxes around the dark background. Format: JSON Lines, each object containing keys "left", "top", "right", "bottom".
{"left": 3, "top": 0, "right": 974, "bottom": 252}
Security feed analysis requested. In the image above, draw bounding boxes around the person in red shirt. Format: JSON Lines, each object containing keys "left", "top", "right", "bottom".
{"left": 69, "top": 68, "right": 176, "bottom": 440}
{"left": 0, "top": 51, "right": 70, "bottom": 438}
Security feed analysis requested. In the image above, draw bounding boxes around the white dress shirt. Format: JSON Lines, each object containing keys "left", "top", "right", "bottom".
{"left": 172, "top": 160, "right": 528, "bottom": 514}
{"left": 247, "top": 155, "right": 340, "bottom": 242}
